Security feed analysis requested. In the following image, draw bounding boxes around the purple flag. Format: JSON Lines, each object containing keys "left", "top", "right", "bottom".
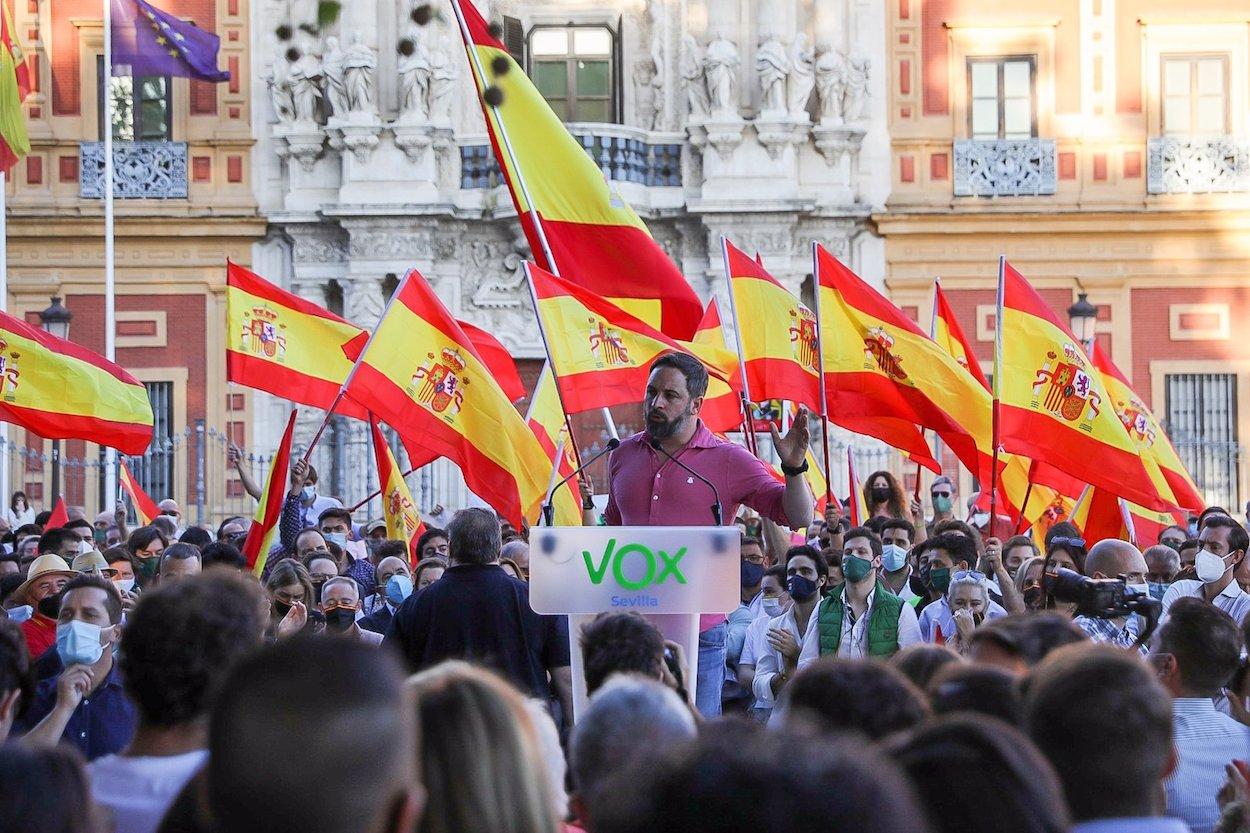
{"left": 110, "top": 0, "right": 230, "bottom": 83}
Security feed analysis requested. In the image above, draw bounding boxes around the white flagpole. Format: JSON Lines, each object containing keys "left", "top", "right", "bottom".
{"left": 102, "top": 0, "right": 117, "bottom": 509}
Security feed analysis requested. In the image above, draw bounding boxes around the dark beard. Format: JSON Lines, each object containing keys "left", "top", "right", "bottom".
{"left": 644, "top": 410, "right": 688, "bottom": 442}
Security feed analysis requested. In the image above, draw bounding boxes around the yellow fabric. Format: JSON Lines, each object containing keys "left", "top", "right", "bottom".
{"left": 226, "top": 283, "right": 362, "bottom": 385}
{"left": 524, "top": 366, "right": 582, "bottom": 526}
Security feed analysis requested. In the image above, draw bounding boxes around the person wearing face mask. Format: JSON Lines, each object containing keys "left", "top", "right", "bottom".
{"left": 941, "top": 572, "right": 992, "bottom": 655}
{"left": 917, "top": 533, "right": 1007, "bottom": 642}
{"left": 315, "top": 508, "right": 375, "bottom": 596}
{"left": 320, "top": 577, "right": 382, "bottom": 645}
{"left": 724, "top": 538, "right": 767, "bottom": 714}
{"left": 863, "top": 471, "right": 906, "bottom": 521}
{"left": 263, "top": 561, "right": 317, "bottom": 640}
{"left": 926, "top": 476, "right": 957, "bottom": 535}
{"left": 126, "top": 526, "right": 168, "bottom": 590}
{"left": 752, "top": 547, "right": 827, "bottom": 718}
{"left": 737, "top": 565, "right": 788, "bottom": 722}
{"left": 1144, "top": 544, "right": 1181, "bottom": 601}
{"left": 15, "top": 575, "right": 134, "bottom": 760}
{"left": 13, "top": 554, "right": 77, "bottom": 658}
{"left": 359, "top": 556, "right": 413, "bottom": 635}
{"left": 877, "top": 519, "right": 921, "bottom": 605}
{"left": 1070, "top": 540, "right": 1152, "bottom": 655}
{"left": 1159, "top": 525, "right": 1188, "bottom": 552}
{"left": 283, "top": 458, "right": 344, "bottom": 533}
{"left": 1013, "top": 556, "right": 1047, "bottom": 613}
{"left": 797, "top": 528, "right": 922, "bottom": 667}
{"left": 1161, "top": 515, "right": 1250, "bottom": 627}
{"left": 304, "top": 554, "right": 340, "bottom": 606}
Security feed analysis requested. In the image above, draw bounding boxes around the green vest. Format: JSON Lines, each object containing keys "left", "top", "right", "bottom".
{"left": 817, "top": 581, "right": 905, "bottom": 658}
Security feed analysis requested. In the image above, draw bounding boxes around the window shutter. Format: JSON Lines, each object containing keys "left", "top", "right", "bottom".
{"left": 503, "top": 16, "right": 525, "bottom": 67}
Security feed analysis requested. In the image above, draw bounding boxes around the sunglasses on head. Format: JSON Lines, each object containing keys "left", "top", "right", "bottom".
{"left": 952, "top": 569, "right": 987, "bottom": 583}
{"left": 1049, "top": 536, "right": 1086, "bottom": 550}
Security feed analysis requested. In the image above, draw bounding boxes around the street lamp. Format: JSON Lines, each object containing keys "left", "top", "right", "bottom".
{"left": 38, "top": 297, "right": 72, "bottom": 503}
{"left": 1067, "top": 291, "right": 1097, "bottom": 347}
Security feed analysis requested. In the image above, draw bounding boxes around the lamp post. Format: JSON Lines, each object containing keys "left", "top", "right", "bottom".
{"left": 1067, "top": 291, "right": 1097, "bottom": 350}
{"left": 38, "top": 297, "right": 72, "bottom": 504}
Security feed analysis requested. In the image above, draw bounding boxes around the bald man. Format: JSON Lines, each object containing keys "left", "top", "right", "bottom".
{"left": 1071, "top": 539, "right": 1151, "bottom": 654}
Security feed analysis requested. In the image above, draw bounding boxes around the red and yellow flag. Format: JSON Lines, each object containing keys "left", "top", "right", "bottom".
{"left": 724, "top": 240, "right": 822, "bottom": 412}
{"left": 370, "top": 417, "right": 426, "bottom": 566}
{"left": 997, "top": 262, "right": 1166, "bottom": 511}
{"left": 932, "top": 280, "right": 990, "bottom": 392}
{"left": 526, "top": 262, "right": 735, "bottom": 414}
{"left": 226, "top": 261, "right": 369, "bottom": 419}
{"left": 817, "top": 246, "right": 994, "bottom": 479}
{"left": 847, "top": 448, "right": 866, "bottom": 526}
{"left": 1090, "top": 342, "right": 1203, "bottom": 512}
{"left": 524, "top": 365, "right": 582, "bottom": 526}
{"left": 341, "top": 270, "right": 552, "bottom": 529}
{"left": 119, "top": 461, "right": 159, "bottom": 525}
{"left": 0, "top": 0, "right": 29, "bottom": 172}
{"left": 693, "top": 298, "right": 744, "bottom": 433}
{"left": 0, "top": 309, "right": 153, "bottom": 454}
{"left": 1068, "top": 485, "right": 1185, "bottom": 548}
{"left": 242, "top": 409, "right": 296, "bottom": 576}
{"left": 458, "top": 319, "right": 526, "bottom": 404}
{"left": 451, "top": 0, "right": 701, "bottom": 338}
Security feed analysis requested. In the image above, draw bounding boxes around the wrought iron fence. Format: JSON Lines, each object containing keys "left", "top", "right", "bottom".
{"left": 1171, "top": 439, "right": 1242, "bottom": 512}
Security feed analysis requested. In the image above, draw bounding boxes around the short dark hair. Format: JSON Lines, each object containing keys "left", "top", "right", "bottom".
{"left": 930, "top": 532, "right": 977, "bottom": 570}
{"left": 161, "top": 542, "right": 202, "bottom": 565}
{"left": 126, "top": 526, "right": 168, "bottom": 557}
{"left": 201, "top": 541, "right": 247, "bottom": 570}
{"left": 933, "top": 518, "right": 983, "bottom": 552}
{"left": 648, "top": 352, "right": 708, "bottom": 399}
{"left": 416, "top": 527, "right": 447, "bottom": 554}
{"left": 317, "top": 507, "right": 352, "bottom": 527}
{"left": 1157, "top": 597, "right": 1241, "bottom": 696}
{"left": 580, "top": 612, "right": 664, "bottom": 696}
{"left": 972, "top": 613, "right": 1088, "bottom": 667}
{"left": 0, "top": 746, "right": 97, "bottom": 833}
{"left": 209, "top": 638, "right": 412, "bottom": 833}
{"left": 1025, "top": 644, "right": 1172, "bottom": 822}
{"left": 843, "top": 526, "right": 883, "bottom": 558}
{"left": 1003, "top": 535, "right": 1039, "bottom": 559}
{"left": 1203, "top": 514, "right": 1250, "bottom": 555}
{"left": 763, "top": 564, "right": 786, "bottom": 584}
{"left": 179, "top": 526, "right": 213, "bottom": 550}
{"left": 121, "top": 572, "right": 266, "bottom": 727}
{"left": 890, "top": 644, "right": 962, "bottom": 692}
{"left": 0, "top": 617, "right": 34, "bottom": 723}
{"left": 36, "top": 527, "right": 78, "bottom": 555}
{"left": 373, "top": 540, "right": 408, "bottom": 564}
{"left": 885, "top": 715, "right": 1069, "bottom": 833}
{"left": 1159, "top": 524, "right": 1187, "bottom": 542}
{"left": 785, "top": 544, "right": 828, "bottom": 578}
{"left": 1044, "top": 521, "right": 1081, "bottom": 548}
{"left": 217, "top": 516, "right": 247, "bottom": 540}
{"left": 786, "top": 657, "right": 929, "bottom": 740}
{"left": 61, "top": 574, "right": 123, "bottom": 625}
{"left": 1199, "top": 506, "right": 1230, "bottom": 528}
{"left": 739, "top": 535, "right": 764, "bottom": 554}
{"left": 927, "top": 663, "right": 1023, "bottom": 726}
{"left": 591, "top": 721, "right": 929, "bottom": 833}
{"left": 447, "top": 508, "right": 501, "bottom": 566}
{"left": 101, "top": 546, "right": 133, "bottom": 569}
{"left": 877, "top": 517, "right": 914, "bottom": 544}
{"left": 63, "top": 519, "right": 92, "bottom": 534}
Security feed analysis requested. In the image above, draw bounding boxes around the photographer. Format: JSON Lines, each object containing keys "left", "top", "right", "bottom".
{"left": 1072, "top": 540, "right": 1151, "bottom": 655}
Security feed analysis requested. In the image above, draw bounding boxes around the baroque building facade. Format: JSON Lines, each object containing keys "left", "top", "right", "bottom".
{"left": 250, "top": 0, "right": 892, "bottom": 508}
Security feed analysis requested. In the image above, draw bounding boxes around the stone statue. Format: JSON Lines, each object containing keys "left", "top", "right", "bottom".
{"left": 645, "top": 0, "right": 666, "bottom": 129}
{"left": 755, "top": 35, "right": 789, "bottom": 115}
{"left": 397, "top": 27, "right": 432, "bottom": 119}
{"left": 342, "top": 31, "right": 377, "bottom": 114}
{"left": 814, "top": 46, "right": 845, "bottom": 123}
{"left": 703, "top": 36, "right": 740, "bottom": 115}
{"left": 680, "top": 34, "right": 709, "bottom": 118}
{"left": 843, "top": 55, "right": 870, "bottom": 122}
{"left": 286, "top": 47, "right": 323, "bottom": 123}
{"left": 265, "top": 65, "right": 296, "bottom": 124}
{"left": 633, "top": 61, "right": 659, "bottom": 130}
{"left": 787, "top": 33, "right": 815, "bottom": 116}
{"left": 320, "top": 35, "right": 351, "bottom": 119}
{"left": 427, "top": 46, "right": 456, "bottom": 123}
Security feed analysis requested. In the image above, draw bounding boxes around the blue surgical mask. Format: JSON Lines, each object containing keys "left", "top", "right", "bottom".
{"left": 385, "top": 574, "right": 414, "bottom": 607}
{"left": 324, "top": 532, "right": 347, "bottom": 547}
{"left": 881, "top": 544, "right": 908, "bottom": 572}
{"left": 761, "top": 596, "right": 785, "bottom": 618}
{"left": 1147, "top": 581, "right": 1170, "bottom": 601}
{"left": 302, "top": 485, "right": 316, "bottom": 501}
{"left": 56, "top": 619, "right": 109, "bottom": 667}
{"left": 6, "top": 604, "right": 32, "bottom": 623}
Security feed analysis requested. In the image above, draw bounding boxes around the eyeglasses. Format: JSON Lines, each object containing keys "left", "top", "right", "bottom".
{"left": 931, "top": 491, "right": 952, "bottom": 499}
{"left": 1049, "top": 537, "right": 1086, "bottom": 550}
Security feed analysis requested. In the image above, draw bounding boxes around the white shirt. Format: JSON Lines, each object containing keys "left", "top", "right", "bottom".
{"left": 299, "top": 493, "right": 344, "bottom": 529}
{"left": 918, "top": 596, "right": 1008, "bottom": 642}
{"left": 739, "top": 613, "right": 772, "bottom": 670}
{"left": 751, "top": 607, "right": 807, "bottom": 707}
{"left": 1162, "top": 579, "right": 1250, "bottom": 626}
{"left": 88, "top": 749, "right": 208, "bottom": 833}
{"left": 1165, "top": 697, "right": 1250, "bottom": 833}
{"left": 796, "top": 587, "right": 922, "bottom": 665}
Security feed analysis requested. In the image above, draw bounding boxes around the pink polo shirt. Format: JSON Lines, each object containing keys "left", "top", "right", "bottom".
{"left": 604, "top": 422, "right": 789, "bottom": 632}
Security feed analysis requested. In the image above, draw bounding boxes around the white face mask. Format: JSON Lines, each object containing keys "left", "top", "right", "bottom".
{"left": 78, "top": 539, "right": 94, "bottom": 555}
{"left": 761, "top": 596, "right": 785, "bottom": 618}
{"left": 113, "top": 577, "right": 135, "bottom": 594}
{"left": 1195, "top": 549, "right": 1230, "bottom": 584}
{"left": 1126, "top": 582, "right": 1149, "bottom": 597}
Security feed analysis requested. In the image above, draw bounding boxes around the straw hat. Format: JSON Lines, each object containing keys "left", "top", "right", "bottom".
{"left": 14, "top": 553, "right": 77, "bottom": 604}
{"left": 71, "top": 551, "right": 116, "bottom": 576}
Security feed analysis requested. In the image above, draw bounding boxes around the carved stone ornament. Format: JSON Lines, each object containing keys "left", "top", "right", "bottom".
{"left": 275, "top": 123, "right": 327, "bottom": 171}
{"left": 812, "top": 123, "right": 865, "bottom": 167}
{"left": 470, "top": 230, "right": 531, "bottom": 309}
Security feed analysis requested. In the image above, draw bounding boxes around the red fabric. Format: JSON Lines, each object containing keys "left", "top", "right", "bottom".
{"left": 458, "top": 320, "right": 525, "bottom": 403}
{"left": 21, "top": 613, "right": 55, "bottom": 659}
{"left": 45, "top": 497, "right": 68, "bottom": 529}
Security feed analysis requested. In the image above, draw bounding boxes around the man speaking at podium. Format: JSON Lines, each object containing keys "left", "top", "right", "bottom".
{"left": 603, "top": 353, "right": 815, "bottom": 717}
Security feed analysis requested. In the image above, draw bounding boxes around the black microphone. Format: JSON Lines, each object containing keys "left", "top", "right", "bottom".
{"left": 542, "top": 437, "right": 620, "bottom": 525}
{"left": 649, "top": 437, "right": 722, "bottom": 525}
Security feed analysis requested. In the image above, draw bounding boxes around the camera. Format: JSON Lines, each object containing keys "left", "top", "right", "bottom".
{"left": 1043, "top": 567, "right": 1161, "bottom": 645}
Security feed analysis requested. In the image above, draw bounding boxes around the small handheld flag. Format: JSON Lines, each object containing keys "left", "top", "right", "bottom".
{"left": 242, "top": 410, "right": 297, "bottom": 576}
{"left": 119, "top": 461, "right": 159, "bottom": 525}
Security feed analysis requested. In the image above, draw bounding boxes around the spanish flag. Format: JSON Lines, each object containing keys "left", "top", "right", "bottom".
{"left": 226, "top": 262, "right": 369, "bottom": 420}
{"left": 119, "top": 461, "right": 159, "bottom": 525}
{"left": 0, "top": 0, "right": 29, "bottom": 172}
{"left": 370, "top": 417, "right": 426, "bottom": 566}
{"left": 458, "top": 319, "right": 525, "bottom": 404}
{"left": 450, "top": 0, "right": 701, "bottom": 339}
{"left": 242, "top": 409, "right": 296, "bottom": 576}
{"left": 1068, "top": 485, "right": 1184, "bottom": 548}
{"left": 1090, "top": 342, "right": 1203, "bottom": 511}
{"left": 0, "top": 308, "right": 153, "bottom": 454}
{"left": 816, "top": 246, "right": 992, "bottom": 479}
{"left": 724, "top": 240, "right": 822, "bottom": 412}
{"left": 1029, "top": 490, "right": 1080, "bottom": 552}
{"left": 769, "top": 448, "right": 828, "bottom": 513}
{"left": 996, "top": 262, "right": 1166, "bottom": 511}
{"left": 524, "top": 365, "right": 582, "bottom": 526}
{"left": 341, "top": 269, "right": 552, "bottom": 529}
{"left": 846, "top": 448, "right": 866, "bottom": 526}
{"left": 931, "top": 279, "right": 990, "bottom": 392}
{"left": 693, "top": 298, "right": 744, "bottom": 433}
{"left": 526, "top": 262, "right": 735, "bottom": 415}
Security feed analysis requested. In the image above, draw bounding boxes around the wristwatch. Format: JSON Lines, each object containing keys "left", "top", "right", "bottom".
{"left": 780, "top": 460, "right": 809, "bottom": 477}
{"left": 582, "top": 496, "right": 596, "bottom": 510}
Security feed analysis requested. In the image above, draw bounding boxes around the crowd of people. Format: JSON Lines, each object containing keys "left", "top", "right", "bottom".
{"left": 1, "top": 356, "right": 1250, "bottom": 832}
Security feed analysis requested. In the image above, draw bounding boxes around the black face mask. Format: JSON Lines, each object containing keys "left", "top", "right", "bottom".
{"left": 36, "top": 593, "right": 61, "bottom": 619}
{"left": 1022, "top": 586, "right": 1042, "bottom": 609}
{"left": 870, "top": 486, "right": 891, "bottom": 504}
{"left": 272, "top": 600, "right": 292, "bottom": 619}
{"left": 323, "top": 606, "right": 356, "bottom": 632}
